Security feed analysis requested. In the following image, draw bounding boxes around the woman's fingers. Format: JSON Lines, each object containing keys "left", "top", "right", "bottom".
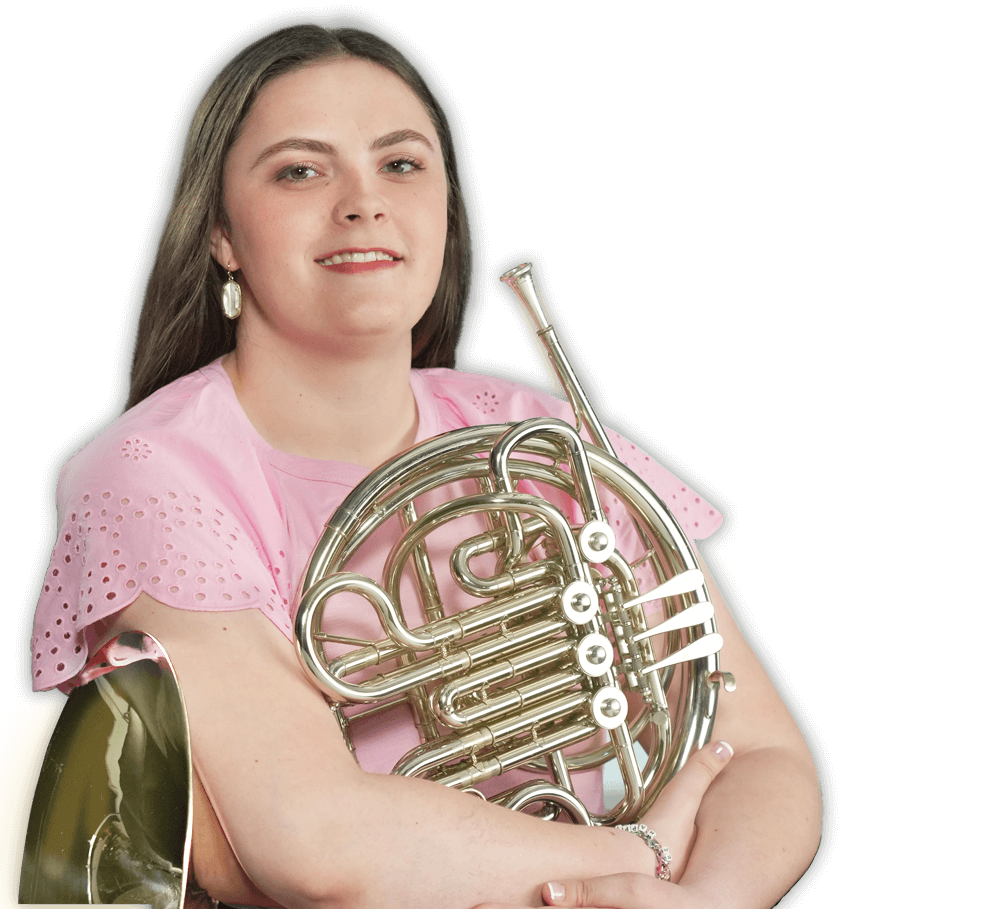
{"left": 644, "top": 740, "right": 734, "bottom": 877}
{"left": 661, "top": 740, "right": 733, "bottom": 821}
{"left": 470, "top": 873, "right": 700, "bottom": 909}
{"left": 471, "top": 743, "right": 734, "bottom": 909}
{"left": 541, "top": 873, "right": 681, "bottom": 908}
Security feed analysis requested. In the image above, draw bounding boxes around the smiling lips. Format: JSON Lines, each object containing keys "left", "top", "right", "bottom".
{"left": 317, "top": 248, "right": 401, "bottom": 274}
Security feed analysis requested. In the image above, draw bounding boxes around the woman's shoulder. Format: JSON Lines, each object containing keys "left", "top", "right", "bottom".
{"left": 417, "top": 368, "right": 723, "bottom": 542}
{"left": 417, "top": 367, "right": 570, "bottom": 430}
{"left": 35, "top": 362, "right": 289, "bottom": 692}
{"left": 58, "top": 362, "right": 242, "bottom": 502}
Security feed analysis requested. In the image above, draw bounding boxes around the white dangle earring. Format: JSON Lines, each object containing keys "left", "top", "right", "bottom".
{"left": 221, "top": 271, "right": 242, "bottom": 320}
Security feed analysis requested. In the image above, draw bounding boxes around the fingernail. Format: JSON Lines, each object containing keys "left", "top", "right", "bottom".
{"left": 546, "top": 882, "right": 565, "bottom": 902}
{"left": 713, "top": 741, "right": 734, "bottom": 760}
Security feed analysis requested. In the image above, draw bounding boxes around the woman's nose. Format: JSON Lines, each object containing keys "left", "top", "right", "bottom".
{"left": 332, "top": 167, "right": 387, "bottom": 224}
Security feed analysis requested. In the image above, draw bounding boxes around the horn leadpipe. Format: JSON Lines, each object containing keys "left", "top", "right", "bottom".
{"left": 501, "top": 264, "right": 617, "bottom": 459}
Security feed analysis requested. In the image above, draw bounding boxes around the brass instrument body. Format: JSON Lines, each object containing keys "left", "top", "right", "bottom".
{"left": 296, "top": 264, "right": 732, "bottom": 826}
{"left": 20, "top": 632, "right": 192, "bottom": 909}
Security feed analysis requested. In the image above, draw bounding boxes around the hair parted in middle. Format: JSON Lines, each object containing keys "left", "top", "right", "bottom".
{"left": 128, "top": 24, "right": 472, "bottom": 410}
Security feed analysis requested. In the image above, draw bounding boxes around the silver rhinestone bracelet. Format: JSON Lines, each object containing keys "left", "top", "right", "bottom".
{"left": 615, "top": 822, "right": 672, "bottom": 881}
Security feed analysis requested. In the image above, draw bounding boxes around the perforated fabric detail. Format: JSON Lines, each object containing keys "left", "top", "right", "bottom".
{"left": 33, "top": 484, "right": 287, "bottom": 691}
{"left": 471, "top": 388, "right": 501, "bottom": 416}
{"left": 607, "top": 436, "right": 721, "bottom": 540}
{"left": 33, "top": 362, "right": 721, "bottom": 695}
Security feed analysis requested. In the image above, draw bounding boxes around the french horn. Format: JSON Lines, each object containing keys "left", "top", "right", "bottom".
{"left": 295, "top": 263, "right": 734, "bottom": 825}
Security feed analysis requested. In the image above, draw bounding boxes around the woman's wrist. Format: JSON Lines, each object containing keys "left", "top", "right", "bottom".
{"left": 610, "top": 824, "right": 664, "bottom": 876}
{"left": 614, "top": 823, "right": 673, "bottom": 880}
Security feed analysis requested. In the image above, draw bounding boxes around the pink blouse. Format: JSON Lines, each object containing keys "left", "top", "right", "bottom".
{"left": 31, "top": 362, "right": 721, "bottom": 803}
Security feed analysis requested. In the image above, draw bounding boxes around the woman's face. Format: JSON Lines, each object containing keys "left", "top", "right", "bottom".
{"left": 211, "top": 58, "right": 449, "bottom": 358}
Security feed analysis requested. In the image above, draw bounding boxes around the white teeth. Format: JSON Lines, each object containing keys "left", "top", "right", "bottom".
{"left": 320, "top": 250, "right": 396, "bottom": 265}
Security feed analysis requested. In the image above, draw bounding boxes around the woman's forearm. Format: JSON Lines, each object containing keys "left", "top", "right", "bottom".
{"left": 672, "top": 745, "right": 822, "bottom": 908}
{"left": 111, "top": 594, "right": 657, "bottom": 909}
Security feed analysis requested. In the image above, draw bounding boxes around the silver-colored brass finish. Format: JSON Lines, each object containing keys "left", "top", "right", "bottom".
{"left": 296, "top": 263, "right": 732, "bottom": 825}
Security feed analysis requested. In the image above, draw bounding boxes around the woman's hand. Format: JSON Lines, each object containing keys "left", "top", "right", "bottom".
{"left": 538, "top": 876, "right": 709, "bottom": 909}
{"left": 638, "top": 740, "right": 734, "bottom": 881}
{"left": 472, "top": 871, "right": 711, "bottom": 909}
{"left": 471, "top": 740, "right": 732, "bottom": 909}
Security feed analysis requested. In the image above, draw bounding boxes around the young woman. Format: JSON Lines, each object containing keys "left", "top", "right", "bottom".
{"left": 30, "top": 24, "right": 820, "bottom": 908}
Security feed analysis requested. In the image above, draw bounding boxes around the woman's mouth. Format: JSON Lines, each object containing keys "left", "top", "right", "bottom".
{"left": 317, "top": 249, "right": 402, "bottom": 273}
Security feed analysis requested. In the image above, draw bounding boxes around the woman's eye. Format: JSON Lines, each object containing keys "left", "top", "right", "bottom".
{"left": 382, "top": 158, "right": 423, "bottom": 175}
{"left": 278, "top": 164, "right": 320, "bottom": 182}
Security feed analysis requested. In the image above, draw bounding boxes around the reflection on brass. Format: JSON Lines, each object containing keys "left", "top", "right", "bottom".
{"left": 296, "top": 263, "right": 734, "bottom": 826}
{"left": 20, "top": 632, "right": 192, "bottom": 907}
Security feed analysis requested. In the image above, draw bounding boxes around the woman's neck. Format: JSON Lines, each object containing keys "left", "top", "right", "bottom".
{"left": 221, "top": 337, "right": 419, "bottom": 469}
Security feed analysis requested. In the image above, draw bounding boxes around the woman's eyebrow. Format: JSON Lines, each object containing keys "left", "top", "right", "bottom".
{"left": 371, "top": 129, "right": 435, "bottom": 151}
{"left": 254, "top": 137, "right": 335, "bottom": 167}
{"left": 253, "top": 130, "right": 433, "bottom": 168}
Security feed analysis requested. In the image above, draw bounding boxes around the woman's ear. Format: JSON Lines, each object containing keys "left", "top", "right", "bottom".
{"left": 210, "top": 223, "right": 239, "bottom": 271}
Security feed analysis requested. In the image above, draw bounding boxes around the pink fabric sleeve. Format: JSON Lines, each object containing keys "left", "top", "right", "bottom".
{"left": 424, "top": 369, "right": 723, "bottom": 541}
{"left": 605, "top": 431, "right": 723, "bottom": 541}
{"left": 31, "top": 430, "right": 287, "bottom": 693}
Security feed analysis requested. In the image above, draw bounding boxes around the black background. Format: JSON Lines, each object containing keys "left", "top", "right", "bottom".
{"left": 15, "top": 8, "right": 849, "bottom": 909}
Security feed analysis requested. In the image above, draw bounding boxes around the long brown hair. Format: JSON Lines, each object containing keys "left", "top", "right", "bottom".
{"left": 127, "top": 25, "right": 471, "bottom": 410}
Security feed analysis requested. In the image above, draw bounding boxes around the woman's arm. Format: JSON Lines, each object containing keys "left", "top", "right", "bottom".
{"left": 105, "top": 541, "right": 813, "bottom": 909}
{"left": 102, "top": 593, "right": 674, "bottom": 909}
{"left": 477, "top": 554, "right": 822, "bottom": 909}
{"left": 664, "top": 555, "right": 822, "bottom": 907}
